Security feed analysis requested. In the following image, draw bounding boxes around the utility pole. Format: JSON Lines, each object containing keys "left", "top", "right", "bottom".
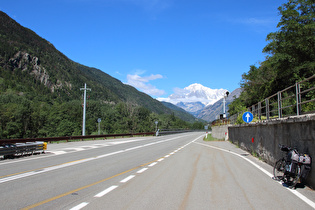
{"left": 80, "top": 83, "right": 91, "bottom": 136}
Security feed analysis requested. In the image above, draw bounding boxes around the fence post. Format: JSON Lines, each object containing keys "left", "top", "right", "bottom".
{"left": 296, "top": 83, "right": 301, "bottom": 116}
{"left": 277, "top": 92, "right": 282, "bottom": 118}
{"left": 266, "top": 98, "right": 269, "bottom": 120}
{"left": 258, "top": 102, "right": 261, "bottom": 120}
{"left": 252, "top": 105, "right": 255, "bottom": 117}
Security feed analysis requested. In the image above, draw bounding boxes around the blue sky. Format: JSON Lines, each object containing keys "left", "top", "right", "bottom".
{"left": 1, "top": 0, "right": 287, "bottom": 99}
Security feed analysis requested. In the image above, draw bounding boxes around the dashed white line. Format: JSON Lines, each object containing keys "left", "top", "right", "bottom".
{"left": 68, "top": 134, "right": 205, "bottom": 210}
{"left": 137, "top": 168, "right": 148, "bottom": 173}
{"left": 148, "top": 162, "right": 157, "bottom": 167}
{"left": 94, "top": 185, "right": 118, "bottom": 198}
{"left": 65, "top": 147, "right": 85, "bottom": 151}
{"left": 48, "top": 151, "right": 67, "bottom": 155}
{"left": 120, "top": 175, "right": 135, "bottom": 183}
{"left": 69, "top": 202, "right": 89, "bottom": 210}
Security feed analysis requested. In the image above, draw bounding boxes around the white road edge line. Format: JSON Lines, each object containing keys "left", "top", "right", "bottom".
{"left": 69, "top": 202, "right": 89, "bottom": 210}
{"left": 194, "top": 141, "right": 315, "bottom": 209}
{"left": 94, "top": 185, "right": 118, "bottom": 198}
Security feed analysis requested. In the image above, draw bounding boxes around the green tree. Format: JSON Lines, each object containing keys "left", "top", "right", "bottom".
{"left": 263, "top": 0, "right": 315, "bottom": 89}
{"left": 229, "top": 0, "right": 315, "bottom": 117}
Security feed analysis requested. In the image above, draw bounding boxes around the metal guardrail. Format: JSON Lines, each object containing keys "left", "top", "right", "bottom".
{"left": 230, "top": 74, "right": 315, "bottom": 124}
{"left": 0, "top": 142, "right": 46, "bottom": 159}
{"left": 158, "top": 129, "right": 194, "bottom": 136}
{"left": 0, "top": 132, "right": 155, "bottom": 145}
{"left": 0, "top": 132, "right": 154, "bottom": 159}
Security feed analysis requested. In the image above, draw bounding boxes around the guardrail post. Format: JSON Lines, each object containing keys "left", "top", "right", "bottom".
{"left": 296, "top": 83, "right": 301, "bottom": 116}
{"left": 277, "top": 92, "right": 282, "bottom": 118}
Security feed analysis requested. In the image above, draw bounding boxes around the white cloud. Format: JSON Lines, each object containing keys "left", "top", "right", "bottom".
{"left": 126, "top": 71, "right": 165, "bottom": 96}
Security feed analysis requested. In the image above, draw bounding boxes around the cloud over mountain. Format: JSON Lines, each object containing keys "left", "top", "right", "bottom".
{"left": 126, "top": 70, "right": 165, "bottom": 96}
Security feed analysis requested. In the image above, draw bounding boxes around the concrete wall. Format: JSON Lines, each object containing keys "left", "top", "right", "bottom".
{"left": 211, "top": 125, "right": 230, "bottom": 140}
{"left": 228, "top": 114, "right": 315, "bottom": 189}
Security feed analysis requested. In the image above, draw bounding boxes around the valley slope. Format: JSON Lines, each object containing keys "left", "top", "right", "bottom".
{"left": 0, "top": 11, "right": 171, "bottom": 114}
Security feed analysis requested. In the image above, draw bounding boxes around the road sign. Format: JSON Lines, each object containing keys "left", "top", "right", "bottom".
{"left": 242, "top": 112, "right": 253, "bottom": 123}
{"left": 97, "top": 118, "right": 101, "bottom": 123}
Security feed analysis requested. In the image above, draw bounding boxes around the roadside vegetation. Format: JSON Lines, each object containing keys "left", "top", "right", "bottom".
{"left": 0, "top": 11, "right": 206, "bottom": 139}
{"left": 229, "top": 0, "right": 315, "bottom": 116}
{"left": 203, "top": 133, "right": 224, "bottom": 141}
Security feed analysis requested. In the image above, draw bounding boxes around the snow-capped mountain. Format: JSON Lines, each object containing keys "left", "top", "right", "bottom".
{"left": 176, "top": 101, "right": 205, "bottom": 115}
{"left": 197, "top": 88, "right": 242, "bottom": 121}
{"left": 157, "top": 83, "right": 228, "bottom": 114}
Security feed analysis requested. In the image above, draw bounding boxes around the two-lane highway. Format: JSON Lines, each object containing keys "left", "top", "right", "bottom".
{"left": 0, "top": 132, "right": 314, "bottom": 210}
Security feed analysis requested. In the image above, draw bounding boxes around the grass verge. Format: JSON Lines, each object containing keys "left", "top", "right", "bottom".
{"left": 203, "top": 133, "right": 224, "bottom": 141}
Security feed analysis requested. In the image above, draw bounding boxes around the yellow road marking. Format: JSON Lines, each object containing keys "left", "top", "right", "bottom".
{"left": 21, "top": 160, "right": 157, "bottom": 210}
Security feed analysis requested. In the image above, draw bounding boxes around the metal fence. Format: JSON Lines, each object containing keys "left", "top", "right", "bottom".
{"left": 230, "top": 74, "right": 315, "bottom": 124}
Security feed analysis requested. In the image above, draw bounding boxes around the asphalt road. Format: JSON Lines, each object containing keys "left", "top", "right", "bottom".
{"left": 0, "top": 132, "right": 314, "bottom": 210}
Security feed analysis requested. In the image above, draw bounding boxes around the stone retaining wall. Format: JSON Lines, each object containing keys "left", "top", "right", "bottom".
{"left": 228, "top": 114, "right": 315, "bottom": 189}
{"left": 211, "top": 125, "right": 230, "bottom": 140}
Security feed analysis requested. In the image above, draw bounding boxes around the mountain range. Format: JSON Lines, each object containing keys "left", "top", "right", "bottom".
{"left": 0, "top": 11, "right": 240, "bottom": 125}
{"left": 0, "top": 12, "right": 169, "bottom": 112}
{"left": 158, "top": 83, "right": 241, "bottom": 121}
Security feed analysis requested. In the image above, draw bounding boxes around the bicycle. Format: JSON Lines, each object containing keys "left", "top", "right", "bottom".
{"left": 273, "top": 144, "right": 301, "bottom": 189}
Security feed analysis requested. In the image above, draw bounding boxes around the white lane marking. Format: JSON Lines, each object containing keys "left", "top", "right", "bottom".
{"left": 120, "top": 175, "right": 135, "bottom": 183}
{"left": 149, "top": 162, "right": 157, "bottom": 167}
{"left": 68, "top": 134, "right": 204, "bottom": 210}
{"left": 0, "top": 134, "right": 203, "bottom": 184}
{"left": 137, "top": 168, "right": 148, "bottom": 173}
{"left": 194, "top": 141, "right": 315, "bottom": 209}
{"left": 47, "top": 138, "right": 156, "bottom": 156}
{"left": 69, "top": 202, "right": 89, "bottom": 210}
{"left": 288, "top": 188, "right": 315, "bottom": 209}
{"left": 157, "top": 158, "right": 164, "bottom": 162}
{"left": 48, "top": 151, "right": 67, "bottom": 155}
{"left": 194, "top": 142, "right": 273, "bottom": 177}
{"left": 81, "top": 146, "right": 98, "bottom": 149}
{"left": 64, "top": 147, "right": 85, "bottom": 151}
{"left": 94, "top": 185, "right": 118, "bottom": 198}
{"left": 164, "top": 155, "right": 170, "bottom": 158}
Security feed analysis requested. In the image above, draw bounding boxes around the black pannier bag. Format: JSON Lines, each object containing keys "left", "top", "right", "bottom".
{"left": 300, "top": 165, "right": 311, "bottom": 180}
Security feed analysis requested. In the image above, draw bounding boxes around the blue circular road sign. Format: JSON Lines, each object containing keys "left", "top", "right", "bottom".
{"left": 242, "top": 112, "right": 253, "bottom": 123}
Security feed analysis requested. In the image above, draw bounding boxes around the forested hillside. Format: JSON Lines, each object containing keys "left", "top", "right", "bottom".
{"left": 229, "top": 0, "right": 315, "bottom": 115}
{"left": 0, "top": 11, "right": 201, "bottom": 139}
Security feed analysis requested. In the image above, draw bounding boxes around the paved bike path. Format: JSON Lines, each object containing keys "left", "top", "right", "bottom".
{"left": 199, "top": 139, "right": 315, "bottom": 208}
